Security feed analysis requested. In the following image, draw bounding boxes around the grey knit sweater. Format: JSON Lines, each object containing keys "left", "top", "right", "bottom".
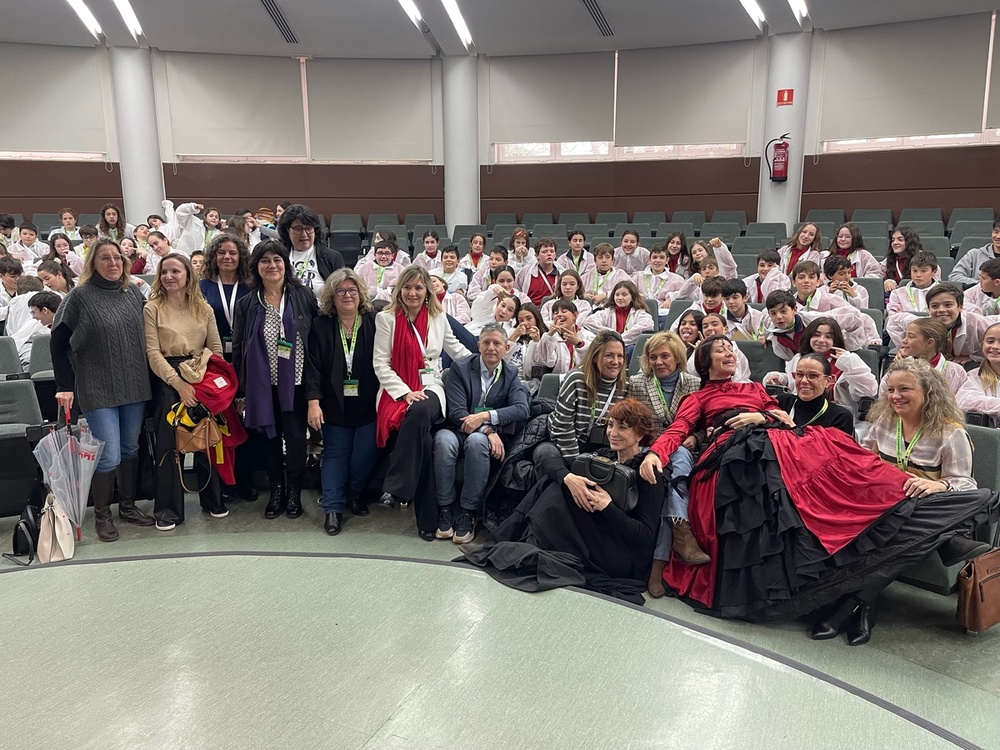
{"left": 51, "top": 276, "right": 151, "bottom": 412}
{"left": 546, "top": 370, "right": 625, "bottom": 459}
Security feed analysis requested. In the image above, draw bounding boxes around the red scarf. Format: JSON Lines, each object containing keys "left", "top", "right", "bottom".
{"left": 376, "top": 306, "right": 429, "bottom": 447}
{"left": 785, "top": 246, "right": 808, "bottom": 274}
{"left": 668, "top": 255, "right": 679, "bottom": 273}
{"left": 468, "top": 251, "right": 483, "bottom": 269}
{"left": 754, "top": 277, "right": 764, "bottom": 303}
{"left": 614, "top": 305, "right": 630, "bottom": 333}
{"left": 776, "top": 316, "right": 804, "bottom": 353}
{"left": 436, "top": 291, "right": 446, "bottom": 302}
{"left": 702, "top": 302, "right": 722, "bottom": 314}
{"left": 823, "top": 351, "right": 843, "bottom": 400}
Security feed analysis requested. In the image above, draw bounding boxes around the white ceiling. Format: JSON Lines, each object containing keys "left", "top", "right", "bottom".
{"left": 0, "top": 0, "right": 997, "bottom": 58}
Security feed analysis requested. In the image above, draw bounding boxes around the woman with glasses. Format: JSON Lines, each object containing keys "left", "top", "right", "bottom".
{"left": 774, "top": 353, "right": 855, "bottom": 435}
{"left": 305, "top": 269, "right": 380, "bottom": 536}
{"left": 232, "top": 240, "right": 319, "bottom": 520}
{"left": 52, "top": 239, "right": 154, "bottom": 542}
{"left": 276, "top": 204, "right": 344, "bottom": 295}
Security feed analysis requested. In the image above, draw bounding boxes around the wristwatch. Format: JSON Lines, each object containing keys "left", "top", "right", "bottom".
{"left": 480, "top": 426, "right": 495, "bottom": 436}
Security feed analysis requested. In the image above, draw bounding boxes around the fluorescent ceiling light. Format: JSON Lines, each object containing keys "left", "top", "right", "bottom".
{"left": 112, "top": 0, "right": 144, "bottom": 39}
{"left": 440, "top": 0, "right": 473, "bottom": 48}
{"left": 787, "top": 0, "right": 808, "bottom": 24}
{"left": 65, "top": 0, "right": 103, "bottom": 40}
{"left": 739, "top": 0, "right": 767, "bottom": 30}
{"left": 397, "top": 0, "right": 422, "bottom": 27}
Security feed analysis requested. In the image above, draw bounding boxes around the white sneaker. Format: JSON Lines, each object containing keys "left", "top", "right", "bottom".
{"left": 155, "top": 520, "right": 176, "bottom": 531}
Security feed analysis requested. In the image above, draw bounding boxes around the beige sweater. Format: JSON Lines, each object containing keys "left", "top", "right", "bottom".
{"left": 144, "top": 297, "right": 223, "bottom": 387}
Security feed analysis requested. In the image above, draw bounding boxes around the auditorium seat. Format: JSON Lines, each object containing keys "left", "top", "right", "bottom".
{"left": 711, "top": 210, "right": 748, "bottom": 231}
{"left": 746, "top": 222, "right": 787, "bottom": 240}
{"left": 733, "top": 253, "right": 758, "bottom": 276}
{"left": 901, "top": 220, "right": 945, "bottom": 238}
{"left": 32, "top": 213, "right": 60, "bottom": 232}
{"left": 855, "top": 278, "right": 885, "bottom": 311}
{"left": 861, "top": 308, "right": 883, "bottom": 335}
{"left": 491, "top": 224, "right": 526, "bottom": 243}
{"left": 595, "top": 212, "right": 628, "bottom": 227}
{"left": 670, "top": 211, "right": 706, "bottom": 234}
{"left": 655, "top": 222, "right": 695, "bottom": 241}
{"left": 851, "top": 221, "right": 889, "bottom": 240}
{"left": 663, "top": 299, "right": 694, "bottom": 330}
{"left": 371, "top": 224, "right": 407, "bottom": 246}
{"left": 898, "top": 208, "right": 943, "bottom": 224}
{"left": 538, "top": 373, "right": 562, "bottom": 401}
{"left": 866, "top": 236, "right": 889, "bottom": 255}
{"left": 632, "top": 211, "right": 667, "bottom": 228}
{"left": 404, "top": 214, "right": 436, "bottom": 231}
{"left": 628, "top": 333, "right": 654, "bottom": 375}
{"left": 810, "top": 222, "right": 837, "bottom": 243}
{"left": 0, "top": 379, "right": 44, "bottom": 518}
{"left": 854, "top": 347, "right": 880, "bottom": 379}
{"left": 485, "top": 213, "right": 517, "bottom": 233}
{"left": 699, "top": 222, "right": 741, "bottom": 245}
{"left": 920, "top": 236, "right": 951, "bottom": 258}
{"left": 453, "top": 224, "right": 486, "bottom": 243}
{"left": 955, "top": 236, "right": 992, "bottom": 261}
{"left": 530, "top": 224, "right": 567, "bottom": 239}
{"left": 0, "top": 337, "right": 21, "bottom": 376}
{"left": 644, "top": 299, "right": 660, "bottom": 331}
{"left": 804, "top": 209, "right": 845, "bottom": 225}
{"left": 412, "top": 224, "right": 449, "bottom": 241}
{"left": 947, "top": 208, "right": 994, "bottom": 234}
{"left": 79, "top": 213, "right": 101, "bottom": 226}
{"left": 329, "top": 214, "right": 364, "bottom": 233}
{"left": 612, "top": 222, "right": 651, "bottom": 239}
{"left": 734, "top": 340, "right": 786, "bottom": 383}
{"left": 948, "top": 221, "right": 994, "bottom": 248}
{"left": 366, "top": 214, "right": 398, "bottom": 235}
{"left": 936, "top": 256, "right": 955, "bottom": 277}
{"left": 732, "top": 236, "right": 777, "bottom": 254}
{"left": 575, "top": 224, "right": 610, "bottom": 243}
{"left": 558, "top": 212, "right": 591, "bottom": 227}
{"left": 521, "top": 212, "right": 553, "bottom": 227}
{"left": 850, "top": 209, "right": 893, "bottom": 225}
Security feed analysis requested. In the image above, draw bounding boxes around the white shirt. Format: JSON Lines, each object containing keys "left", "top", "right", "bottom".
{"left": 290, "top": 247, "right": 324, "bottom": 295}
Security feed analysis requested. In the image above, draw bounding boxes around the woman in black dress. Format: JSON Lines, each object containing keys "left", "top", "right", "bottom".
{"left": 775, "top": 353, "right": 854, "bottom": 436}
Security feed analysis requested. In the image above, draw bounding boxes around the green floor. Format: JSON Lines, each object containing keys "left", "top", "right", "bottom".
{"left": 1, "top": 493, "right": 998, "bottom": 749}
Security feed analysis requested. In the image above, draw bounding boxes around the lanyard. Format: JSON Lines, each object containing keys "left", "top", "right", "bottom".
{"left": 895, "top": 419, "right": 923, "bottom": 472}
{"left": 479, "top": 361, "right": 503, "bottom": 407}
{"left": 339, "top": 315, "right": 360, "bottom": 378}
{"left": 217, "top": 279, "right": 239, "bottom": 328}
{"left": 800, "top": 292, "right": 815, "bottom": 311}
{"left": 645, "top": 273, "right": 666, "bottom": 296}
{"left": 653, "top": 379, "right": 668, "bottom": 409}
{"left": 259, "top": 290, "right": 287, "bottom": 339}
{"left": 570, "top": 252, "right": 582, "bottom": 271}
{"left": 538, "top": 267, "right": 555, "bottom": 295}
{"left": 790, "top": 398, "right": 828, "bottom": 426}
{"left": 593, "top": 272, "right": 609, "bottom": 294}
{"left": 376, "top": 265, "right": 385, "bottom": 287}
{"left": 590, "top": 387, "right": 617, "bottom": 428}
{"left": 408, "top": 319, "right": 428, "bottom": 361}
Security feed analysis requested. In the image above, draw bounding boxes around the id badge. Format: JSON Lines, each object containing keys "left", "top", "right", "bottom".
{"left": 343, "top": 379, "right": 359, "bottom": 397}
{"left": 276, "top": 338, "right": 292, "bottom": 360}
{"left": 223, "top": 337, "right": 233, "bottom": 355}
{"left": 420, "top": 368, "right": 436, "bottom": 386}
{"left": 588, "top": 424, "right": 608, "bottom": 447}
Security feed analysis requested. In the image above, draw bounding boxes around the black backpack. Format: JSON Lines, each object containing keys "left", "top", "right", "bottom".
{"left": 3, "top": 504, "right": 41, "bottom": 566}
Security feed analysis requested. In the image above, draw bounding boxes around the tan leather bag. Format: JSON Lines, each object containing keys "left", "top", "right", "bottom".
{"left": 956, "top": 524, "right": 1000, "bottom": 634}
{"left": 164, "top": 403, "right": 223, "bottom": 493}
{"left": 37, "top": 493, "right": 75, "bottom": 564}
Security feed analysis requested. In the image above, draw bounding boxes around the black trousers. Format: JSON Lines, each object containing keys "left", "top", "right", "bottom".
{"left": 252, "top": 385, "right": 308, "bottom": 483}
{"left": 152, "top": 373, "right": 221, "bottom": 525}
{"left": 382, "top": 392, "right": 440, "bottom": 533}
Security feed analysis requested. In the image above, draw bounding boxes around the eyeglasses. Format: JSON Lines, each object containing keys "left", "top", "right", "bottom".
{"left": 95, "top": 255, "right": 122, "bottom": 264}
{"left": 289, "top": 225, "right": 315, "bottom": 235}
{"left": 258, "top": 257, "right": 284, "bottom": 266}
{"left": 792, "top": 372, "right": 824, "bottom": 382}
{"left": 335, "top": 288, "right": 359, "bottom": 297}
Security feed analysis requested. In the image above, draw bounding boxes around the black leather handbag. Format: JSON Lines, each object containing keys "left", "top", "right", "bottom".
{"left": 571, "top": 453, "right": 638, "bottom": 513}
{"left": 3, "top": 504, "right": 41, "bottom": 566}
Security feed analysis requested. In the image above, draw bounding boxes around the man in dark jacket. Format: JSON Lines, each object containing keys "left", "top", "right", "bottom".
{"left": 434, "top": 323, "right": 530, "bottom": 544}
{"left": 277, "top": 204, "right": 344, "bottom": 294}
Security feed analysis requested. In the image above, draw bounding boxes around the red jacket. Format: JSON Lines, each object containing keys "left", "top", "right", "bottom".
{"left": 189, "top": 355, "right": 247, "bottom": 485}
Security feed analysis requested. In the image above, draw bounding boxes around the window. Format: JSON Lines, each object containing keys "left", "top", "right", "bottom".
{"left": 493, "top": 141, "right": 744, "bottom": 164}
{"left": 823, "top": 131, "right": 989, "bottom": 153}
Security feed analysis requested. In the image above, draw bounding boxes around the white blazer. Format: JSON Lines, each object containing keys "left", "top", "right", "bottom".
{"left": 373, "top": 309, "right": 470, "bottom": 416}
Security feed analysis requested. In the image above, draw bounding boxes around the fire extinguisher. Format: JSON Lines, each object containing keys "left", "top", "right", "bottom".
{"left": 766, "top": 133, "right": 791, "bottom": 182}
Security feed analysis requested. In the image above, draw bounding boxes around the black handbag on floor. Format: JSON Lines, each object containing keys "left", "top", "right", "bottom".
{"left": 571, "top": 453, "right": 638, "bottom": 513}
{"left": 3, "top": 504, "right": 41, "bottom": 566}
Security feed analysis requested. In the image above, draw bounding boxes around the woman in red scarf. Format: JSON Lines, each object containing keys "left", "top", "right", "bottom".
{"left": 583, "top": 280, "right": 654, "bottom": 359}
{"left": 777, "top": 222, "right": 823, "bottom": 276}
{"left": 373, "top": 265, "right": 471, "bottom": 540}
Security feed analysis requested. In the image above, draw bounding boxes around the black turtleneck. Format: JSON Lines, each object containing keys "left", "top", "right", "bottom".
{"left": 776, "top": 392, "right": 854, "bottom": 436}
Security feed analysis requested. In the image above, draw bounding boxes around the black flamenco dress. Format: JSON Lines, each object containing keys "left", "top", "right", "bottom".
{"left": 650, "top": 380, "right": 994, "bottom": 621}
{"left": 460, "top": 449, "right": 663, "bottom": 604}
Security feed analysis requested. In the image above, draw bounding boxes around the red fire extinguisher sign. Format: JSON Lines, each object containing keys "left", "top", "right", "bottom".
{"left": 777, "top": 89, "right": 794, "bottom": 106}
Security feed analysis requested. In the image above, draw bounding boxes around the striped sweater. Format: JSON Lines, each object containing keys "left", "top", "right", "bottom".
{"left": 546, "top": 370, "right": 625, "bottom": 459}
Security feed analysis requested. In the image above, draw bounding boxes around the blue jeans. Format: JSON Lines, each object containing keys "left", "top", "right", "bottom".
{"left": 82, "top": 401, "right": 146, "bottom": 473}
{"left": 320, "top": 421, "right": 379, "bottom": 512}
{"left": 433, "top": 429, "right": 492, "bottom": 513}
{"left": 654, "top": 445, "right": 694, "bottom": 560}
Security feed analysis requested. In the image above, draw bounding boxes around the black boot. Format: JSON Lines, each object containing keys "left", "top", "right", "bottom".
{"left": 847, "top": 602, "right": 878, "bottom": 646}
{"left": 116, "top": 458, "right": 155, "bottom": 526}
{"left": 91, "top": 470, "right": 120, "bottom": 542}
{"left": 347, "top": 496, "right": 369, "bottom": 516}
{"left": 285, "top": 476, "right": 303, "bottom": 518}
{"left": 324, "top": 512, "right": 343, "bottom": 535}
{"left": 938, "top": 536, "right": 991, "bottom": 566}
{"left": 264, "top": 479, "right": 286, "bottom": 519}
{"left": 810, "top": 595, "right": 863, "bottom": 640}
{"left": 236, "top": 472, "right": 258, "bottom": 501}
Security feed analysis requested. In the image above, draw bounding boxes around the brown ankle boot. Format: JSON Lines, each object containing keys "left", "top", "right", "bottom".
{"left": 647, "top": 559, "right": 667, "bottom": 598}
{"left": 672, "top": 520, "right": 710, "bottom": 565}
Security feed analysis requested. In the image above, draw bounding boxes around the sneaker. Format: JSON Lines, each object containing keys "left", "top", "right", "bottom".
{"left": 155, "top": 520, "right": 176, "bottom": 531}
{"left": 204, "top": 506, "right": 229, "bottom": 519}
{"left": 452, "top": 511, "right": 475, "bottom": 544}
{"left": 436, "top": 507, "right": 454, "bottom": 539}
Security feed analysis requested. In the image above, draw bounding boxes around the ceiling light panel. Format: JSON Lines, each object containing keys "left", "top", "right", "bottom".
{"left": 739, "top": 0, "right": 767, "bottom": 30}
{"left": 112, "top": 0, "right": 144, "bottom": 39}
{"left": 397, "top": 0, "right": 423, "bottom": 27}
{"left": 65, "top": 0, "right": 103, "bottom": 40}
{"left": 441, "top": 0, "right": 473, "bottom": 48}
{"left": 787, "top": 0, "right": 808, "bottom": 24}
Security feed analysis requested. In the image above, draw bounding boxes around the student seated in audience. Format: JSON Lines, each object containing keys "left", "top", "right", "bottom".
{"left": 433, "top": 324, "right": 531, "bottom": 544}
{"left": 764, "top": 289, "right": 878, "bottom": 361}
{"left": 36, "top": 260, "right": 74, "bottom": 297}
{"left": 118, "top": 237, "right": 145, "bottom": 275}
{"left": 468, "top": 273, "right": 520, "bottom": 337}
{"left": 146, "top": 213, "right": 173, "bottom": 243}
{"left": 663, "top": 231, "right": 693, "bottom": 278}
{"left": 464, "top": 398, "right": 663, "bottom": 604}
{"left": 431, "top": 244, "right": 469, "bottom": 295}
{"left": 957, "top": 321, "right": 1000, "bottom": 425}
{"left": 674, "top": 256, "right": 723, "bottom": 301}
{"left": 515, "top": 238, "right": 559, "bottom": 306}
{"left": 633, "top": 243, "right": 684, "bottom": 325}
{"left": 675, "top": 309, "right": 705, "bottom": 358}
{"left": 676, "top": 275, "right": 726, "bottom": 319}
{"left": 691, "top": 237, "right": 737, "bottom": 280}
{"left": 189, "top": 249, "right": 205, "bottom": 277}
{"left": 722, "top": 279, "right": 766, "bottom": 341}
{"left": 4, "top": 275, "right": 44, "bottom": 338}
{"left": 823, "top": 255, "right": 868, "bottom": 309}
{"left": 827, "top": 223, "right": 881, "bottom": 278}
{"left": 950, "top": 218, "right": 1000, "bottom": 287}
{"left": 42, "top": 233, "right": 85, "bottom": 276}
{"left": 888, "top": 283, "right": 999, "bottom": 364}
{"left": 581, "top": 243, "right": 628, "bottom": 307}
{"left": 459, "top": 232, "right": 488, "bottom": 273}
{"left": 412, "top": 230, "right": 442, "bottom": 271}
{"left": 773, "top": 353, "right": 855, "bottom": 435}
{"left": 885, "top": 318, "right": 969, "bottom": 392}
{"left": 778, "top": 222, "right": 824, "bottom": 276}
{"left": 132, "top": 223, "right": 150, "bottom": 254}
{"left": 78, "top": 225, "right": 98, "bottom": 258}
{"left": 143, "top": 231, "right": 172, "bottom": 274}
{"left": 529, "top": 300, "right": 594, "bottom": 375}
{"left": 507, "top": 228, "right": 535, "bottom": 273}
{"left": 0, "top": 213, "right": 16, "bottom": 250}
{"left": 886, "top": 251, "right": 938, "bottom": 316}
{"left": 743, "top": 248, "right": 790, "bottom": 305}
{"left": 7, "top": 222, "right": 48, "bottom": 265}
{"left": 585, "top": 280, "right": 654, "bottom": 357}
{"left": 962, "top": 258, "right": 1000, "bottom": 316}
{"left": 791, "top": 260, "right": 853, "bottom": 312}
{"left": 613, "top": 230, "right": 649, "bottom": 275}
{"left": 468, "top": 246, "right": 511, "bottom": 300}
{"left": 278, "top": 204, "right": 345, "bottom": 295}
{"left": 557, "top": 229, "right": 595, "bottom": 275}
{"left": 541, "top": 268, "right": 591, "bottom": 325}
{"left": 170, "top": 203, "right": 220, "bottom": 255}
{"left": 49, "top": 208, "right": 81, "bottom": 241}
{"left": 694, "top": 313, "right": 751, "bottom": 380}
{"left": 98, "top": 203, "right": 135, "bottom": 242}
{"left": 357, "top": 241, "right": 404, "bottom": 299}
{"left": 13, "top": 290, "right": 60, "bottom": 369}
{"left": 0, "top": 255, "right": 23, "bottom": 331}
{"left": 765, "top": 316, "right": 878, "bottom": 417}
{"left": 431, "top": 275, "right": 472, "bottom": 326}
{"left": 880, "top": 226, "right": 923, "bottom": 292}
{"left": 507, "top": 304, "right": 546, "bottom": 384}
{"left": 356, "top": 228, "right": 412, "bottom": 269}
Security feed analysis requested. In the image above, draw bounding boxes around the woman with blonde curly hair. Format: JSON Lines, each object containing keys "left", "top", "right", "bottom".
{"left": 145, "top": 252, "right": 225, "bottom": 529}
{"left": 304, "top": 268, "right": 380, "bottom": 535}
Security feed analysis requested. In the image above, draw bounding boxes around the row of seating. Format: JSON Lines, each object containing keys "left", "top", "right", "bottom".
{"left": 803, "top": 208, "right": 996, "bottom": 236}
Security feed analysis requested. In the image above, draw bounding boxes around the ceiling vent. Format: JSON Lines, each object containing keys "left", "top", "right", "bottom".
{"left": 259, "top": 0, "right": 299, "bottom": 44}
{"left": 580, "top": 0, "right": 614, "bottom": 37}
